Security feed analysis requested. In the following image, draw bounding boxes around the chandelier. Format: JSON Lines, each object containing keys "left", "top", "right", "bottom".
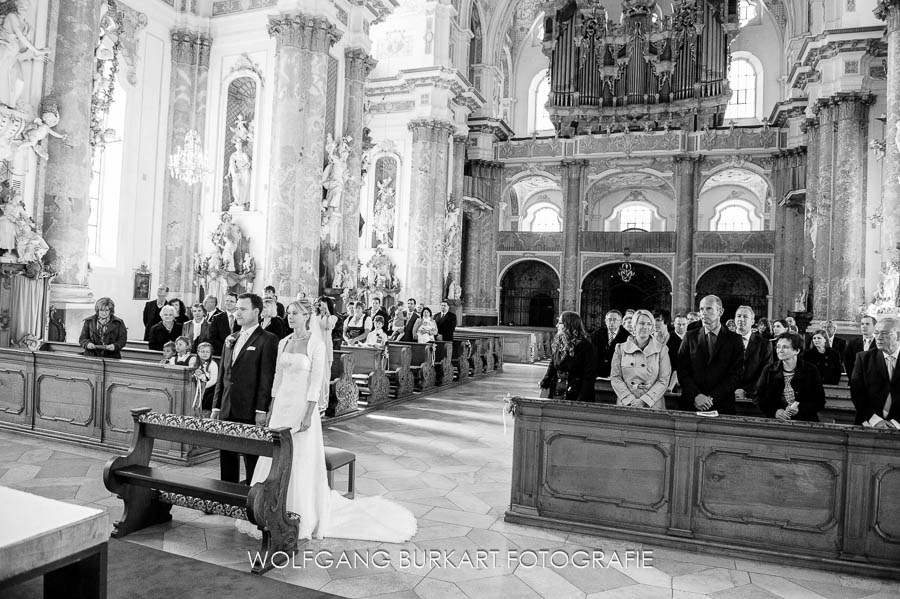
{"left": 168, "top": 129, "right": 208, "bottom": 186}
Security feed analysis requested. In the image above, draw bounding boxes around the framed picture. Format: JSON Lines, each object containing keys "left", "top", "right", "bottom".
{"left": 133, "top": 272, "right": 151, "bottom": 300}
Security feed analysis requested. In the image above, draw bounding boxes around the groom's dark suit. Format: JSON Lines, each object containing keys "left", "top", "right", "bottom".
{"left": 212, "top": 325, "right": 278, "bottom": 483}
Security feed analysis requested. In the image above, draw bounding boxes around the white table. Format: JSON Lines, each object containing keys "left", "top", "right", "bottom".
{"left": 0, "top": 486, "right": 109, "bottom": 598}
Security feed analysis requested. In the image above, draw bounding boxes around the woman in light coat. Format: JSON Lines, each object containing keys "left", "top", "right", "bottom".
{"left": 610, "top": 309, "right": 672, "bottom": 409}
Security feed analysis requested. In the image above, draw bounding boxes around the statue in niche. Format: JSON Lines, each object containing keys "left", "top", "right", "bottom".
{"left": 210, "top": 211, "right": 242, "bottom": 273}
{"left": 793, "top": 275, "right": 810, "bottom": 313}
{"left": 361, "top": 244, "right": 399, "bottom": 292}
{"left": 372, "top": 177, "right": 395, "bottom": 246}
{"left": 225, "top": 115, "right": 253, "bottom": 210}
{"left": 321, "top": 134, "right": 352, "bottom": 242}
{"left": 13, "top": 100, "right": 66, "bottom": 161}
{"left": 95, "top": 1, "right": 118, "bottom": 61}
{"left": 331, "top": 259, "right": 351, "bottom": 290}
{"left": 0, "top": 0, "right": 50, "bottom": 112}
{"left": 871, "top": 262, "right": 900, "bottom": 313}
{"left": 0, "top": 181, "right": 48, "bottom": 263}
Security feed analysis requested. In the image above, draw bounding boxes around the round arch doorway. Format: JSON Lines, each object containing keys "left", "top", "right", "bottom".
{"left": 499, "top": 261, "right": 560, "bottom": 327}
{"left": 580, "top": 263, "right": 672, "bottom": 331}
{"left": 695, "top": 264, "right": 769, "bottom": 321}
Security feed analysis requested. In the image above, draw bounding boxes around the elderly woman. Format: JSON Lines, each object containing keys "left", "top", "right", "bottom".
{"left": 149, "top": 305, "right": 182, "bottom": 351}
{"left": 79, "top": 297, "right": 128, "bottom": 358}
{"left": 261, "top": 297, "right": 286, "bottom": 339}
{"left": 610, "top": 309, "right": 672, "bottom": 409}
{"left": 182, "top": 302, "right": 209, "bottom": 352}
{"left": 540, "top": 311, "right": 597, "bottom": 402}
{"left": 757, "top": 332, "right": 825, "bottom": 422}
{"left": 803, "top": 328, "right": 843, "bottom": 385}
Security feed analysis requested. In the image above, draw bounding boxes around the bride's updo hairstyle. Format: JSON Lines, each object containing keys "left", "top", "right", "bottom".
{"left": 287, "top": 298, "right": 314, "bottom": 331}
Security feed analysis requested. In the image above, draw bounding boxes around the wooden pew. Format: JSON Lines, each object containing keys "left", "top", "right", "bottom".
{"left": 342, "top": 346, "right": 390, "bottom": 406}
{"left": 384, "top": 344, "right": 415, "bottom": 398}
{"left": 455, "top": 333, "right": 504, "bottom": 372}
{"left": 104, "top": 408, "right": 296, "bottom": 575}
{"left": 456, "top": 326, "right": 533, "bottom": 364}
{"left": 433, "top": 341, "right": 453, "bottom": 386}
{"left": 327, "top": 350, "right": 359, "bottom": 417}
{"left": 388, "top": 341, "right": 436, "bottom": 391}
{"left": 451, "top": 339, "right": 471, "bottom": 382}
{"left": 41, "top": 340, "right": 164, "bottom": 363}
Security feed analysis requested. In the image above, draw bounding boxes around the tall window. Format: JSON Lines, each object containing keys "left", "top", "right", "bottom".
{"left": 529, "top": 70, "right": 553, "bottom": 133}
{"left": 715, "top": 205, "right": 752, "bottom": 231}
{"left": 619, "top": 205, "right": 653, "bottom": 231}
{"left": 88, "top": 84, "right": 126, "bottom": 261}
{"left": 523, "top": 202, "right": 561, "bottom": 231}
{"left": 738, "top": 0, "right": 758, "bottom": 27}
{"left": 725, "top": 58, "right": 756, "bottom": 119}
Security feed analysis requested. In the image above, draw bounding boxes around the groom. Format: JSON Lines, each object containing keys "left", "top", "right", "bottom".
{"left": 211, "top": 292, "right": 278, "bottom": 483}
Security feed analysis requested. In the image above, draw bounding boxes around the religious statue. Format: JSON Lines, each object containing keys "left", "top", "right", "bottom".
{"left": 210, "top": 212, "right": 242, "bottom": 273}
{"left": 0, "top": 0, "right": 50, "bottom": 112}
{"left": 871, "top": 262, "right": 900, "bottom": 313}
{"left": 13, "top": 101, "right": 66, "bottom": 161}
{"left": 321, "top": 134, "right": 352, "bottom": 242}
{"left": 332, "top": 259, "right": 351, "bottom": 290}
{"left": 0, "top": 182, "right": 48, "bottom": 263}
{"left": 372, "top": 177, "right": 395, "bottom": 246}
{"left": 225, "top": 139, "right": 251, "bottom": 210}
{"left": 361, "top": 244, "right": 399, "bottom": 292}
{"left": 95, "top": 1, "right": 118, "bottom": 61}
{"left": 793, "top": 275, "right": 810, "bottom": 312}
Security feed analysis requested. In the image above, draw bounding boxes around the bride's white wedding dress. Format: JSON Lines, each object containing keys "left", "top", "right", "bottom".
{"left": 237, "top": 332, "right": 416, "bottom": 543}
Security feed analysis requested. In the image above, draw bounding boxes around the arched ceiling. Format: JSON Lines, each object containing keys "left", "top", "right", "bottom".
{"left": 701, "top": 168, "right": 769, "bottom": 201}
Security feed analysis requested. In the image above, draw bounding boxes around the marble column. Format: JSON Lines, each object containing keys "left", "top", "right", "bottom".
{"left": 446, "top": 134, "right": 467, "bottom": 306}
{"left": 673, "top": 156, "right": 699, "bottom": 313}
{"left": 42, "top": 0, "right": 101, "bottom": 305}
{"left": 812, "top": 102, "right": 835, "bottom": 319}
{"left": 159, "top": 29, "right": 211, "bottom": 296}
{"left": 461, "top": 160, "right": 502, "bottom": 322}
{"left": 802, "top": 120, "right": 820, "bottom": 297}
{"left": 560, "top": 159, "right": 585, "bottom": 312}
{"left": 338, "top": 48, "right": 377, "bottom": 289}
{"left": 266, "top": 13, "right": 341, "bottom": 298}
{"left": 875, "top": 1, "right": 900, "bottom": 265}
{"left": 406, "top": 119, "right": 453, "bottom": 307}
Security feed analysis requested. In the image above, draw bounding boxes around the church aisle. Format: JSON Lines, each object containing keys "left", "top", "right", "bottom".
{"left": 1, "top": 364, "right": 899, "bottom": 599}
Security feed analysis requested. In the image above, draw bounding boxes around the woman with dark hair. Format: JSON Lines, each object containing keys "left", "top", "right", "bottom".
{"left": 413, "top": 306, "right": 438, "bottom": 343}
{"left": 261, "top": 298, "right": 287, "bottom": 339}
{"left": 757, "top": 332, "right": 825, "bottom": 422}
{"left": 78, "top": 297, "right": 128, "bottom": 359}
{"left": 539, "top": 311, "right": 597, "bottom": 402}
{"left": 168, "top": 298, "right": 189, "bottom": 326}
{"left": 803, "top": 328, "right": 842, "bottom": 385}
{"left": 756, "top": 317, "right": 773, "bottom": 339}
{"left": 768, "top": 319, "right": 789, "bottom": 357}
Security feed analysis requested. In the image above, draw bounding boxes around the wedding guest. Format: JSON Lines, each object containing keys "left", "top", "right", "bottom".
{"left": 844, "top": 315, "right": 877, "bottom": 381}
{"left": 401, "top": 297, "right": 420, "bottom": 341}
{"left": 757, "top": 332, "right": 825, "bottom": 422}
{"left": 369, "top": 297, "right": 390, "bottom": 333}
{"left": 159, "top": 341, "right": 176, "bottom": 364}
{"left": 389, "top": 309, "right": 407, "bottom": 341}
{"left": 850, "top": 316, "right": 900, "bottom": 427}
{"left": 149, "top": 305, "right": 181, "bottom": 351}
{"left": 261, "top": 298, "right": 287, "bottom": 339}
{"left": 725, "top": 318, "right": 736, "bottom": 332}
{"left": 209, "top": 292, "right": 239, "bottom": 355}
{"left": 79, "top": 297, "right": 127, "bottom": 359}
{"left": 203, "top": 295, "right": 222, "bottom": 322}
{"left": 756, "top": 317, "right": 773, "bottom": 340}
{"left": 263, "top": 285, "right": 285, "bottom": 319}
{"left": 365, "top": 316, "right": 389, "bottom": 346}
{"left": 343, "top": 302, "right": 371, "bottom": 345}
{"left": 191, "top": 342, "right": 218, "bottom": 418}
{"left": 803, "top": 329, "right": 842, "bottom": 385}
{"left": 170, "top": 336, "right": 197, "bottom": 367}
{"left": 734, "top": 305, "right": 772, "bottom": 402}
{"left": 414, "top": 307, "right": 438, "bottom": 343}
{"left": 182, "top": 302, "right": 209, "bottom": 352}
{"left": 610, "top": 309, "right": 671, "bottom": 409}
{"left": 142, "top": 285, "right": 168, "bottom": 341}
{"left": 48, "top": 304, "right": 65, "bottom": 342}
{"left": 435, "top": 300, "right": 457, "bottom": 342}
{"left": 316, "top": 296, "right": 339, "bottom": 353}
{"left": 595, "top": 310, "right": 629, "bottom": 378}
{"left": 168, "top": 298, "right": 189, "bottom": 326}
{"left": 539, "top": 311, "right": 597, "bottom": 402}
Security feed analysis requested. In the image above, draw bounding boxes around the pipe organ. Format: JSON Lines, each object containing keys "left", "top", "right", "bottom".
{"left": 542, "top": 0, "right": 739, "bottom": 134}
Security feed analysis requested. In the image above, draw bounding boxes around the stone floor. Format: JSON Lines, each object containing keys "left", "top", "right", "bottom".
{"left": 2, "top": 362, "right": 899, "bottom": 599}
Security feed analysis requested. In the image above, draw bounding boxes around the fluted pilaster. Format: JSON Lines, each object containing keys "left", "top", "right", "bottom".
{"left": 874, "top": 0, "right": 900, "bottom": 266}
{"left": 673, "top": 156, "right": 701, "bottom": 313}
{"left": 812, "top": 102, "right": 836, "bottom": 319}
{"left": 561, "top": 159, "right": 585, "bottom": 312}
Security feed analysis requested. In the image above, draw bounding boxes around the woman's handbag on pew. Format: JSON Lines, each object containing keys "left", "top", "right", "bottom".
{"left": 539, "top": 374, "right": 567, "bottom": 399}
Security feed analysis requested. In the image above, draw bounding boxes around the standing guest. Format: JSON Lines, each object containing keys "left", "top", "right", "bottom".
{"left": 610, "top": 309, "right": 671, "bottom": 409}
{"left": 263, "top": 285, "right": 285, "bottom": 319}
{"left": 369, "top": 297, "right": 390, "bottom": 333}
{"left": 159, "top": 341, "right": 176, "bottom": 364}
{"left": 168, "top": 298, "right": 189, "bottom": 326}
{"left": 653, "top": 309, "right": 672, "bottom": 342}
{"left": 414, "top": 307, "right": 439, "bottom": 343}
{"left": 539, "top": 311, "right": 597, "bottom": 402}
{"left": 401, "top": 297, "right": 420, "bottom": 341}
{"left": 769, "top": 319, "right": 789, "bottom": 356}
{"left": 850, "top": 316, "right": 900, "bottom": 427}
{"left": 203, "top": 295, "right": 222, "bottom": 322}
{"left": 622, "top": 309, "right": 635, "bottom": 334}
{"left": 79, "top": 297, "right": 128, "bottom": 359}
{"left": 389, "top": 300, "right": 405, "bottom": 322}
{"left": 676, "top": 295, "right": 744, "bottom": 415}
{"left": 435, "top": 300, "right": 457, "bottom": 342}
{"left": 667, "top": 313, "right": 689, "bottom": 391}
{"left": 191, "top": 342, "right": 218, "bottom": 418}
{"left": 149, "top": 305, "right": 182, "bottom": 351}
{"left": 48, "top": 304, "right": 65, "bottom": 342}
{"left": 261, "top": 298, "right": 287, "bottom": 339}
{"left": 315, "top": 296, "right": 340, "bottom": 353}
{"left": 804, "top": 329, "right": 843, "bottom": 385}
{"left": 823, "top": 320, "right": 847, "bottom": 357}
{"left": 602, "top": 311, "right": 631, "bottom": 377}
{"left": 365, "top": 316, "right": 389, "bottom": 346}
{"left": 686, "top": 311, "right": 702, "bottom": 331}
{"left": 844, "top": 315, "right": 877, "bottom": 382}
{"left": 343, "top": 302, "right": 371, "bottom": 345}
{"left": 756, "top": 317, "right": 773, "bottom": 340}
{"left": 211, "top": 293, "right": 278, "bottom": 483}
{"left": 725, "top": 319, "right": 736, "bottom": 332}
{"left": 389, "top": 309, "right": 407, "bottom": 341}
{"left": 170, "top": 336, "right": 197, "bottom": 367}
{"left": 757, "top": 332, "right": 825, "bottom": 422}
{"left": 734, "top": 305, "right": 772, "bottom": 403}
{"left": 182, "top": 302, "right": 210, "bottom": 352}
{"left": 591, "top": 310, "right": 619, "bottom": 376}
{"left": 142, "top": 285, "right": 168, "bottom": 341}
{"left": 209, "top": 292, "right": 240, "bottom": 355}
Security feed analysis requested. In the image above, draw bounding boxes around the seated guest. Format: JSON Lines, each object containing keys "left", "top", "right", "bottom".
{"left": 159, "top": 341, "right": 176, "bottom": 364}
{"left": 539, "top": 311, "right": 597, "bottom": 402}
{"left": 365, "top": 316, "right": 389, "bottom": 346}
{"left": 757, "top": 332, "right": 825, "bottom": 422}
{"left": 79, "top": 297, "right": 128, "bottom": 359}
{"left": 182, "top": 302, "right": 209, "bottom": 352}
{"left": 168, "top": 298, "right": 189, "bottom": 326}
{"left": 192, "top": 342, "right": 218, "bottom": 418}
{"left": 170, "top": 336, "right": 197, "bottom": 367}
{"left": 804, "top": 329, "right": 842, "bottom": 385}
{"left": 756, "top": 317, "right": 773, "bottom": 340}
{"left": 143, "top": 285, "right": 168, "bottom": 341}
{"left": 610, "top": 309, "right": 671, "bottom": 409}
{"left": 734, "top": 305, "right": 772, "bottom": 402}
{"left": 261, "top": 298, "right": 286, "bottom": 339}
{"left": 414, "top": 307, "right": 438, "bottom": 343}
{"left": 850, "top": 316, "right": 900, "bottom": 427}
{"left": 769, "top": 319, "right": 789, "bottom": 356}
{"left": 343, "top": 302, "right": 371, "bottom": 345}
{"left": 149, "top": 305, "right": 182, "bottom": 351}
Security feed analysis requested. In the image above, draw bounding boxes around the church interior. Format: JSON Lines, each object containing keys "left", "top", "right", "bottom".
{"left": 2, "top": 0, "right": 900, "bottom": 597}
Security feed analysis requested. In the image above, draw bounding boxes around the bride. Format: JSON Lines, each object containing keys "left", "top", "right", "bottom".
{"left": 237, "top": 297, "right": 416, "bottom": 542}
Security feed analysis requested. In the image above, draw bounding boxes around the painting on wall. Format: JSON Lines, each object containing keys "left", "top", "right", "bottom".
{"left": 133, "top": 271, "right": 151, "bottom": 300}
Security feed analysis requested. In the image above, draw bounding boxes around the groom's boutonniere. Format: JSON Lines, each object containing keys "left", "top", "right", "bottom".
{"left": 224, "top": 333, "right": 239, "bottom": 349}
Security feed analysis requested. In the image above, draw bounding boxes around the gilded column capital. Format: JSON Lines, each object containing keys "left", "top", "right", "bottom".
{"left": 268, "top": 12, "right": 342, "bottom": 52}
{"left": 344, "top": 48, "right": 377, "bottom": 80}
{"left": 874, "top": 0, "right": 900, "bottom": 25}
{"left": 170, "top": 29, "right": 212, "bottom": 67}
{"left": 408, "top": 119, "right": 455, "bottom": 143}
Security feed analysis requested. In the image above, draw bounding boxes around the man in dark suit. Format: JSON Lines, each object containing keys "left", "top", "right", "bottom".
{"left": 850, "top": 316, "right": 900, "bottom": 427}
{"left": 666, "top": 313, "right": 688, "bottom": 391}
{"left": 263, "top": 285, "right": 285, "bottom": 319}
{"left": 369, "top": 297, "right": 390, "bottom": 333}
{"left": 734, "top": 305, "right": 771, "bottom": 402}
{"left": 844, "top": 315, "right": 877, "bottom": 382}
{"left": 203, "top": 295, "right": 223, "bottom": 322}
{"left": 823, "top": 321, "right": 846, "bottom": 358}
{"left": 435, "top": 300, "right": 457, "bottom": 341}
{"left": 142, "top": 285, "right": 168, "bottom": 341}
{"left": 594, "top": 310, "right": 629, "bottom": 377}
{"left": 676, "top": 295, "right": 744, "bottom": 415}
{"left": 211, "top": 293, "right": 278, "bottom": 483}
{"left": 401, "top": 297, "right": 420, "bottom": 342}
{"left": 209, "top": 292, "right": 240, "bottom": 355}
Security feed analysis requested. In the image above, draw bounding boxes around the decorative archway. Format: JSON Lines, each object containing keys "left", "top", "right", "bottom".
{"left": 499, "top": 260, "right": 560, "bottom": 327}
{"left": 695, "top": 264, "right": 769, "bottom": 321}
{"left": 580, "top": 263, "right": 672, "bottom": 331}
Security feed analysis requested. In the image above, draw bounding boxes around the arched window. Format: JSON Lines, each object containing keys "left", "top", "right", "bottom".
{"left": 738, "top": 0, "right": 758, "bottom": 27}
{"left": 468, "top": 5, "right": 483, "bottom": 84}
{"left": 711, "top": 202, "right": 756, "bottom": 231}
{"left": 619, "top": 205, "right": 653, "bottom": 231}
{"left": 724, "top": 58, "right": 756, "bottom": 120}
{"left": 522, "top": 201, "right": 561, "bottom": 232}
{"left": 528, "top": 70, "right": 553, "bottom": 133}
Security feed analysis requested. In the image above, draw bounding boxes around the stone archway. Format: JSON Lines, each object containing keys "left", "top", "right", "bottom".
{"left": 580, "top": 263, "right": 672, "bottom": 331}
{"left": 695, "top": 264, "right": 769, "bottom": 320}
{"left": 499, "top": 260, "right": 560, "bottom": 327}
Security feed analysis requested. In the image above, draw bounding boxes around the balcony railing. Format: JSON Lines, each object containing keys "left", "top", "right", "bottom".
{"left": 581, "top": 231, "right": 676, "bottom": 253}
{"left": 693, "top": 231, "right": 775, "bottom": 254}
{"left": 497, "top": 230, "right": 775, "bottom": 255}
{"left": 498, "top": 231, "right": 563, "bottom": 252}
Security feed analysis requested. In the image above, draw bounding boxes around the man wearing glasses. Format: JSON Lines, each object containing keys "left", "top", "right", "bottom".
{"left": 850, "top": 317, "right": 900, "bottom": 428}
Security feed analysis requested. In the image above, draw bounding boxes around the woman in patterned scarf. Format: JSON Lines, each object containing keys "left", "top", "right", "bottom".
{"left": 79, "top": 297, "right": 128, "bottom": 359}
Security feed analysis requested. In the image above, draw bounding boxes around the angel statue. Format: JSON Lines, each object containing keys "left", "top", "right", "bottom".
{"left": 14, "top": 101, "right": 66, "bottom": 161}
{"left": 0, "top": 0, "right": 51, "bottom": 112}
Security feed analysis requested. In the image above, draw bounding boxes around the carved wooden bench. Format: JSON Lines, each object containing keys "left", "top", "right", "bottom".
{"left": 451, "top": 339, "right": 472, "bottom": 382}
{"left": 388, "top": 342, "right": 436, "bottom": 391}
{"left": 327, "top": 350, "right": 359, "bottom": 417}
{"left": 384, "top": 345, "right": 415, "bottom": 398}
{"left": 102, "top": 408, "right": 297, "bottom": 575}
{"left": 342, "top": 346, "right": 390, "bottom": 406}
{"left": 432, "top": 341, "right": 454, "bottom": 385}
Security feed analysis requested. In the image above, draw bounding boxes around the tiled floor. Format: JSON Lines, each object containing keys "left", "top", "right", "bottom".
{"left": 2, "top": 362, "right": 899, "bottom": 599}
